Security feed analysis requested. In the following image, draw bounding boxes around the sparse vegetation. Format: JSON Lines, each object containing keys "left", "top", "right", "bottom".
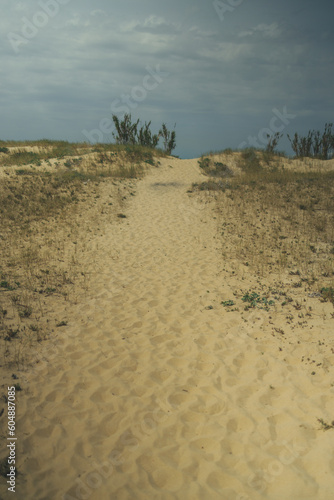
{"left": 111, "top": 114, "right": 176, "bottom": 155}
{"left": 159, "top": 123, "right": 176, "bottom": 155}
{"left": 266, "top": 132, "right": 283, "bottom": 154}
{"left": 221, "top": 300, "right": 235, "bottom": 307}
{"left": 194, "top": 149, "right": 334, "bottom": 303}
{"left": 242, "top": 292, "right": 275, "bottom": 311}
{"left": 196, "top": 155, "right": 234, "bottom": 190}
{"left": 0, "top": 139, "right": 165, "bottom": 372}
{"left": 320, "top": 287, "right": 334, "bottom": 304}
{"left": 287, "top": 123, "right": 334, "bottom": 159}
{"left": 56, "top": 321, "right": 68, "bottom": 327}
{"left": 317, "top": 418, "right": 334, "bottom": 431}
{"left": 1, "top": 134, "right": 334, "bottom": 394}
{"left": 239, "top": 148, "right": 263, "bottom": 172}
{"left": 198, "top": 157, "right": 233, "bottom": 177}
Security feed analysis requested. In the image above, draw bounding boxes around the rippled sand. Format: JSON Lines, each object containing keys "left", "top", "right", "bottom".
{"left": 3, "top": 157, "right": 334, "bottom": 500}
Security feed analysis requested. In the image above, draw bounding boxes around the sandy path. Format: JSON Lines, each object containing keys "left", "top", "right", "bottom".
{"left": 6, "top": 158, "right": 334, "bottom": 500}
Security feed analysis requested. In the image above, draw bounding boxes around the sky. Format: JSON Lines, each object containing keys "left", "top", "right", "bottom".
{"left": 1, "top": 0, "right": 333, "bottom": 158}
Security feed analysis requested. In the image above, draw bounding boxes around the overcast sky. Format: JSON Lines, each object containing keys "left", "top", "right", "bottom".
{"left": 1, "top": 0, "right": 333, "bottom": 158}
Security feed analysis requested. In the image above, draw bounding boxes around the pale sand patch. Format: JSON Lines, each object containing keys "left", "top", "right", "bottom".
{"left": 1, "top": 157, "right": 334, "bottom": 500}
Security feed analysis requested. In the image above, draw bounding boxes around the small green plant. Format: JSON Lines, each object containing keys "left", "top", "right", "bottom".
{"left": 198, "top": 157, "right": 232, "bottom": 178}
{"left": 4, "top": 328, "right": 19, "bottom": 341}
{"left": 56, "top": 321, "right": 68, "bottom": 327}
{"left": 221, "top": 300, "right": 235, "bottom": 307}
{"left": 0, "top": 280, "right": 16, "bottom": 291}
{"left": 198, "top": 157, "right": 211, "bottom": 170}
{"left": 320, "top": 287, "right": 334, "bottom": 303}
{"left": 18, "top": 306, "right": 33, "bottom": 318}
{"left": 242, "top": 292, "right": 275, "bottom": 310}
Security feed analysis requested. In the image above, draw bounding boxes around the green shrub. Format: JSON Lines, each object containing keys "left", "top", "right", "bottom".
{"left": 198, "top": 157, "right": 233, "bottom": 178}
{"left": 111, "top": 114, "right": 176, "bottom": 155}
{"left": 287, "top": 123, "right": 334, "bottom": 159}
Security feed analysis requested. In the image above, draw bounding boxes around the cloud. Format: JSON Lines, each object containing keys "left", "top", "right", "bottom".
{"left": 239, "top": 22, "right": 282, "bottom": 39}
{"left": 198, "top": 41, "right": 250, "bottom": 63}
{"left": 129, "top": 15, "right": 180, "bottom": 35}
{"left": 65, "top": 15, "right": 91, "bottom": 28}
{"left": 90, "top": 9, "right": 105, "bottom": 17}
{"left": 0, "top": 0, "right": 333, "bottom": 157}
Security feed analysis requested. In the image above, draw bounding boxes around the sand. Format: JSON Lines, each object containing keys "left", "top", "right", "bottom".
{"left": 1, "top": 157, "right": 334, "bottom": 500}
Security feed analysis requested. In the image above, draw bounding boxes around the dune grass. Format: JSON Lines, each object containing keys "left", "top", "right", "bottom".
{"left": 194, "top": 151, "right": 334, "bottom": 294}
{"left": 0, "top": 140, "right": 161, "bottom": 167}
{"left": 0, "top": 141, "right": 162, "bottom": 369}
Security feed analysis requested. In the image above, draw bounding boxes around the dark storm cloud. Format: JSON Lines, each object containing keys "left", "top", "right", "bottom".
{"left": 0, "top": 0, "right": 333, "bottom": 157}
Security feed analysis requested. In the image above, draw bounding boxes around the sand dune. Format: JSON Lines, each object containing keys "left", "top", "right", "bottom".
{"left": 1, "top": 157, "right": 334, "bottom": 500}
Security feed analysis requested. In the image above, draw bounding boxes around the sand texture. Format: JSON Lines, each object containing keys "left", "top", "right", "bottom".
{"left": 1, "top": 158, "right": 334, "bottom": 500}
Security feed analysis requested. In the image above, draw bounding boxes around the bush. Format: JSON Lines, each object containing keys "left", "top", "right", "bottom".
{"left": 266, "top": 132, "right": 283, "bottom": 154}
{"left": 112, "top": 114, "right": 139, "bottom": 145}
{"left": 112, "top": 114, "right": 176, "bottom": 155}
{"left": 287, "top": 123, "right": 334, "bottom": 159}
{"left": 159, "top": 123, "right": 176, "bottom": 155}
{"left": 198, "top": 157, "right": 233, "bottom": 178}
{"left": 137, "top": 121, "right": 159, "bottom": 148}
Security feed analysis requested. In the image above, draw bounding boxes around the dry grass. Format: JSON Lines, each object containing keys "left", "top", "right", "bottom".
{"left": 0, "top": 141, "right": 161, "bottom": 371}
{"left": 195, "top": 150, "right": 334, "bottom": 297}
